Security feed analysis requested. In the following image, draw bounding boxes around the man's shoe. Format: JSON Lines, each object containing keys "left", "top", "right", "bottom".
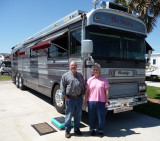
{"left": 98, "top": 132, "right": 104, "bottom": 138}
{"left": 65, "top": 131, "right": 71, "bottom": 138}
{"left": 90, "top": 130, "right": 96, "bottom": 136}
{"left": 74, "top": 129, "right": 82, "bottom": 136}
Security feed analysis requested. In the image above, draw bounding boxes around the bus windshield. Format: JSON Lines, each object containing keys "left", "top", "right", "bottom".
{"left": 86, "top": 26, "right": 145, "bottom": 61}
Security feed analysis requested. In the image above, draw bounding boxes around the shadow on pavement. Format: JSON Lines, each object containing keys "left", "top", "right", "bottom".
{"left": 27, "top": 88, "right": 52, "bottom": 105}
{"left": 82, "top": 110, "right": 160, "bottom": 138}
{"left": 105, "top": 111, "right": 160, "bottom": 137}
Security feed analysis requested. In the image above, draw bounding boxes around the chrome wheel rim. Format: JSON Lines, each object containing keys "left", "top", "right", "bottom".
{"left": 16, "top": 75, "right": 19, "bottom": 86}
{"left": 19, "top": 77, "right": 22, "bottom": 88}
{"left": 55, "top": 89, "right": 63, "bottom": 107}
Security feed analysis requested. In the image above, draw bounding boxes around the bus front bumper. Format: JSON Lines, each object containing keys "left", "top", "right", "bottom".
{"left": 108, "top": 94, "right": 147, "bottom": 113}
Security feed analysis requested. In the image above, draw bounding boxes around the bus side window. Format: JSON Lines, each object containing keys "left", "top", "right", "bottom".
{"left": 37, "top": 49, "right": 48, "bottom": 57}
{"left": 70, "top": 29, "right": 81, "bottom": 55}
{"left": 30, "top": 49, "right": 37, "bottom": 58}
{"left": 49, "top": 33, "right": 68, "bottom": 58}
{"left": 49, "top": 44, "right": 58, "bottom": 58}
{"left": 25, "top": 48, "right": 30, "bottom": 58}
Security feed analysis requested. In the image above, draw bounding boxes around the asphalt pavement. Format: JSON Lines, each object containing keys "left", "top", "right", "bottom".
{"left": 0, "top": 81, "right": 160, "bottom": 141}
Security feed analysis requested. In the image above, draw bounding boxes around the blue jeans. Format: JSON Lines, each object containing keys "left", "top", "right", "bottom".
{"left": 88, "top": 101, "right": 107, "bottom": 133}
{"left": 65, "top": 96, "right": 82, "bottom": 132}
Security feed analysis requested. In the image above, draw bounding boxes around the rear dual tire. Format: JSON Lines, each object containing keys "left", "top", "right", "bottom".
{"left": 15, "top": 73, "right": 19, "bottom": 88}
{"left": 15, "top": 73, "right": 26, "bottom": 90}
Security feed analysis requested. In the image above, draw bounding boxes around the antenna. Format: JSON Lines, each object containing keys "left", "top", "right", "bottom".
{"left": 92, "top": 0, "right": 99, "bottom": 9}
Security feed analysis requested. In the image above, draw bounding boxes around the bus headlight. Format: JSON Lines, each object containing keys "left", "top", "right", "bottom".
{"left": 139, "top": 84, "right": 146, "bottom": 93}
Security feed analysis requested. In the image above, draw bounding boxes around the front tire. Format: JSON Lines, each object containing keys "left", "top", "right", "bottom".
{"left": 53, "top": 85, "right": 65, "bottom": 114}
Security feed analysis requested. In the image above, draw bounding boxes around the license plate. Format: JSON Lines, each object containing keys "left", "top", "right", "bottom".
{"left": 114, "top": 107, "right": 133, "bottom": 113}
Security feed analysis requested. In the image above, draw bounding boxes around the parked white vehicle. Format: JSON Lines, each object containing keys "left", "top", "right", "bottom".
{"left": 0, "top": 53, "right": 9, "bottom": 63}
{"left": 146, "top": 53, "right": 160, "bottom": 79}
{"left": 0, "top": 61, "right": 11, "bottom": 75}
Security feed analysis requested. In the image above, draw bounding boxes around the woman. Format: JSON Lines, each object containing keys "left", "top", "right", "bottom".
{"left": 85, "top": 63, "right": 110, "bottom": 137}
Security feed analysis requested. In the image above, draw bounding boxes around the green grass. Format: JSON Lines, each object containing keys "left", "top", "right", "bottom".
{"left": 146, "top": 86, "right": 160, "bottom": 99}
{"left": 0, "top": 75, "right": 12, "bottom": 81}
{"left": 134, "top": 85, "right": 160, "bottom": 119}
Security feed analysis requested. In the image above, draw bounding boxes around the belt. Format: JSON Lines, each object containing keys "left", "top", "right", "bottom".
{"left": 67, "top": 95, "right": 81, "bottom": 98}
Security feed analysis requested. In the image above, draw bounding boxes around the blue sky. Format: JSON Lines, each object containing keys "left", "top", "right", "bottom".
{"left": 0, "top": 0, "right": 159, "bottom": 53}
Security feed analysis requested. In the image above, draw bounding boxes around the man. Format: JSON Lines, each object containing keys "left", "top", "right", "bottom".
{"left": 60, "top": 61, "right": 85, "bottom": 138}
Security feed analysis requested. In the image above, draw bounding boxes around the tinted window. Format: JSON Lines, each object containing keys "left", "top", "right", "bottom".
{"left": 123, "top": 37, "right": 145, "bottom": 60}
{"left": 86, "top": 26, "right": 145, "bottom": 60}
{"left": 37, "top": 49, "right": 48, "bottom": 57}
{"left": 88, "top": 32, "right": 121, "bottom": 58}
{"left": 49, "top": 33, "right": 68, "bottom": 58}
{"left": 30, "top": 49, "right": 37, "bottom": 57}
{"left": 70, "top": 29, "right": 81, "bottom": 54}
{"left": 49, "top": 44, "right": 64, "bottom": 58}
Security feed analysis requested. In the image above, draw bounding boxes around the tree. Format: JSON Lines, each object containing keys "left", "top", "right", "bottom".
{"left": 114, "top": 0, "right": 160, "bottom": 33}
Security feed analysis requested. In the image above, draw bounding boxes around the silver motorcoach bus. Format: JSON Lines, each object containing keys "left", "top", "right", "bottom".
{"left": 11, "top": 1, "right": 147, "bottom": 114}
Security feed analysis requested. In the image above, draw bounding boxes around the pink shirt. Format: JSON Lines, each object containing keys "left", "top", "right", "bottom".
{"left": 86, "top": 76, "right": 110, "bottom": 102}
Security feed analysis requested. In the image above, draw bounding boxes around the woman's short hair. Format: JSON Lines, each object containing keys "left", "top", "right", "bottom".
{"left": 92, "top": 63, "right": 101, "bottom": 73}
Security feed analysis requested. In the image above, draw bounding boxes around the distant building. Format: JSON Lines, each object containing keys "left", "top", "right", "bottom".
{"left": 145, "top": 41, "right": 154, "bottom": 54}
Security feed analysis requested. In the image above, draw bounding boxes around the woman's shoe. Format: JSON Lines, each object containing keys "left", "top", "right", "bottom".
{"left": 90, "top": 130, "right": 96, "bottom": 136}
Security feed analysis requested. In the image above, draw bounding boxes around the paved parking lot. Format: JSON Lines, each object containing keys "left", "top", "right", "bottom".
{"left": 0, "top": 81, "right": 160, "bottom": 141}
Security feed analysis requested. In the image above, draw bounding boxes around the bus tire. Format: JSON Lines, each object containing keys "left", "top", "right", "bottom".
{"left": 15, "top": 73, "right": 19, "bottom": 88}
{"left": 19, "top": 75, "right": 26, "bottom": 90}
{"left": 53, "top": 85, "right": 65, "bottom": 114}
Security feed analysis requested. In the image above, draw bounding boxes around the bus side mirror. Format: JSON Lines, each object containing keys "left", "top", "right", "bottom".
{"left": 81, "top": 40, "right": 93, "bottom": 54}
